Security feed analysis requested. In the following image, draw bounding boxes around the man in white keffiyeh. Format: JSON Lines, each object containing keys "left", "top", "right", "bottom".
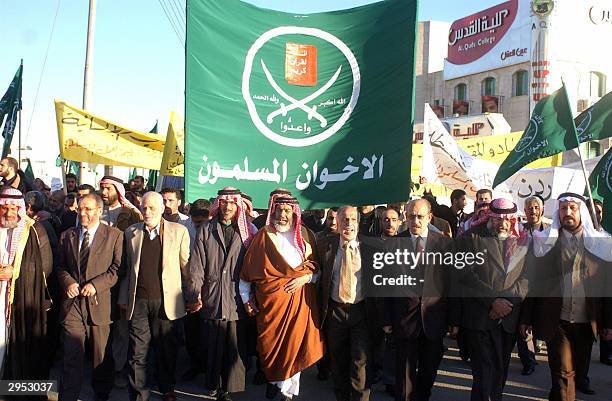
{"left": 520, "top": 192, "right": 612, "bottom": 401}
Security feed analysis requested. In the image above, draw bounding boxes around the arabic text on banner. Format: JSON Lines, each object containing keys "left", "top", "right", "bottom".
{"left": 411, "top": 131, "right": 562, "bottom": 177}
{"left": 185, "top": 0, "right": 418, "bottom": 208}
{"left": 55, "top": 100, "right": 165, "bottom": 170}
{"left": 160, "top": 112, "right": 185, "bottom": 176}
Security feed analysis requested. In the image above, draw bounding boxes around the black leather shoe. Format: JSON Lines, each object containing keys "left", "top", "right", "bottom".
{"left": 601, "top": 358, "right": 612, "bottom": 366}
{"left": 521, "top": 365, "right": 535, "bottom": 375}
{"left": 217, "top": 390, "right": 233, "bottom": 401}
{"left": 577, "top": 385, "right": 596, "bottom": 395}
{"left": 265, "top": 383, "right": 279, "bottom": 399}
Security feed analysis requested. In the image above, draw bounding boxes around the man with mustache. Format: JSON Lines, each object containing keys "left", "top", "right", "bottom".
{"left": 240, "top": 192, "right": 324, "bottom": 401}
{"left": 98, "top": 175, "right": 142, "bottom": 389}
{"left": 186, "top": 188, "right": 256, "bottom": 401}
{"left": 0, "top": 188, "right": 52, "bottom": 396}
{"left": 385, "top": 200, "right": 455, "bottom": 401}
{"left": 520, "top": 193, "right": 612, "bottom": 400}
{"left": 456, "top": 198, "right": 532, "bottom": 401}
{"left": 318, "top": 205, "right": 381, "bottom": 401}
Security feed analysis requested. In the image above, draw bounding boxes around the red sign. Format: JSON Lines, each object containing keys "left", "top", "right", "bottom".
{"left": 453, "top": 101, "right": 470, "bottom": 116}
{"left": 431, "top": 105, "right": 445, "bottom": 118}
{"left": 447, "top": 0, "right": 518, "bottom": 65}
{"left": 481, "top": 96, "right": 499, "bottom": 113}
{"left": 285, "top": 43, "right": 317, "bottom": 86}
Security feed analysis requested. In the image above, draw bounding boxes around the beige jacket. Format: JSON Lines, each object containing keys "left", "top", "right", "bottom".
{"left": 119, "top": 219, "right": 190, "bottom": 320}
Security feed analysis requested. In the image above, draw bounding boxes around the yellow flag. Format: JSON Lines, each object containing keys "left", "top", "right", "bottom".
{"left": 411, "top": 131, "right": 562, "bottom": 177}
{"left": 160, "top": 112, "right": 184, "bottom": 176}
{"left": 55, "top": 100, "right": 164, "bottom": 169}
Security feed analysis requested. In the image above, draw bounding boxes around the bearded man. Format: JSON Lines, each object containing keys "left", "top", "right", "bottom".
{"left": 0, "top": 188, "right": 53, "bottom": 388}
{"left": 457, "top": 198, "right": 532, "bottom": 401}
{"left": 240, "top": 192, "right": 324, "bottom": 401}
{"left": 520, "top": 193, "right": 612, "bottom": 400}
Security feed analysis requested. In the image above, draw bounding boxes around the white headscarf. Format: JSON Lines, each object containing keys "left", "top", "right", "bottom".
{"left": 533, "top": 193, "right": 611, "bottom": 261}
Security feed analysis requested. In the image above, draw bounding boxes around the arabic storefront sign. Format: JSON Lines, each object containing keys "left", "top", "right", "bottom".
{"left": 55, "top": 100, "right": 164, "bottom": 170}
{"left": 589, "top": 5, "right": 612, "bottom": 25}
{"left": 444, "top": 0, "right": 532, "bottom": 80}
{"left": 186, "top": 0, "right": 418, "bottom": 208}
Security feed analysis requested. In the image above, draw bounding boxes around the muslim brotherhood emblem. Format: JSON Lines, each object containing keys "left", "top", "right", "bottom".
{"left": 242, "top": 27, "right": 360, "bottom": 147}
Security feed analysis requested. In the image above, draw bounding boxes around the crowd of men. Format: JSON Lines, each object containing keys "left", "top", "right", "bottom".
{"left": 0, "top": 154, "right": 609, "bottom": 401}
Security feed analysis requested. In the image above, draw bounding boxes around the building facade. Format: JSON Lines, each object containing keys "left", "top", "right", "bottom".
{"left": 414, "top": 0, "right": 612, "bottom": 160}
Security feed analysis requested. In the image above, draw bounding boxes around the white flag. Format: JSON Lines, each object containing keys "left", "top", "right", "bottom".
{"left": 422, "top": 103, "right": 508, "bottom": 198}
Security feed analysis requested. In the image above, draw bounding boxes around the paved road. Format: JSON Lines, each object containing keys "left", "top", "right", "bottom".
{"left": 48, "top": 339, "right": 612, "bottom": 401}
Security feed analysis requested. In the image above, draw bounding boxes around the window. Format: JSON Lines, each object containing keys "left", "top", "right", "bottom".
{"left": 585, "top": 141, "right": 602, "bottom": 159}
{"left": 481, "top": 77, "right": 496, "bottom": 96}
{"left": 590, "top": 71, "right": 607, "bottom": 98}
{"left": 454, "top": 84, "right": 467, "bottom": 101}
{"left": 512, "top": 70, "right": 528, "bottom": 96}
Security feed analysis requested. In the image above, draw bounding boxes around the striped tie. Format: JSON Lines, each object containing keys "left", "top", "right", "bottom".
{"left": 79, "top": 230, "right": 90, "bottom": 280}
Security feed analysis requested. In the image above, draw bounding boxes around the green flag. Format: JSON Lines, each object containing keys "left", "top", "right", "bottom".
{"left": 66, "top": 160, "right": 79, "bottom": 176}
{"left": 149, "top": 121, "right": 158, "bottom": 134}
{"left": 129, "top": 168, "right": 137, "bottom": 181}
{"left": 575, "top": 90, "right": 612, "bottom": 143}
{"left": 589, "top": 147, "right": 612, "bottom": 233}
{"left": 147, "top": 169, "right": 159, "bottom": 191}
{"left": 185, "top": 0, "right": 418, "bottom": 208}
{"left": 493, "top": 84, "right": 579, "bottom": 188}
{"left": 24, "top": 158, "right": 34, "bottom": 181}
{"left": 0, "top": 63, "right": 23, "bottom": 158}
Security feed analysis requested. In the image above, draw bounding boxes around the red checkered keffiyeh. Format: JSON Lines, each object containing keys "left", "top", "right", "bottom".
{"left": 99, "top": 176, "right": 138, "bottom": 210}
{"left": 209, "top": 187, "right": 256, "bottom": 247}
{"left": 0, "top": 187, "right": 29, "bottom": 323}
{"left": 266, "top": 194, "right": 306, "bottom": 259}
{"left": 0, "top": 188, "right": 27, "bottom": 266}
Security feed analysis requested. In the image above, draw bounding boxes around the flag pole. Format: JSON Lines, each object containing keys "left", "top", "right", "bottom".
{"left": 18, "top": 59, "right": 22, "bottom": 169}
{"left": 80, "top": 0, "right": 98, "bottom": 183}
{"left": 562, "top": 79, "right": 598, "bottom": 225}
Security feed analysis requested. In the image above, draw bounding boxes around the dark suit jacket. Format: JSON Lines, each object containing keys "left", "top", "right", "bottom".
{"left": 383, "top": 231, "right": 454, "bottom": 340}
{"left": 456, "top": 233, "right": 532, "bottom": 334}
{"left": 317, "top": 233, "right": 382, "bottom": 336}
{"left": 186, "top": 218, "right": 249, "bottom": 321}
{"left": 56, "top": 223, "right": 123, "bottom": 326}
{"left": 520, "top": 240, "right": 612, "bottom": 341}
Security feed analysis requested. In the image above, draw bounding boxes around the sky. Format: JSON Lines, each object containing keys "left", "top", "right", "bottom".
{"left": 0, "top": 0, "right": 500, "bottom": 179}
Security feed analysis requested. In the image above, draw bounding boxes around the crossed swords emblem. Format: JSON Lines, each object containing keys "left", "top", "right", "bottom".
{"left": 260, "top": 59, "right": 342, "bottom": 128}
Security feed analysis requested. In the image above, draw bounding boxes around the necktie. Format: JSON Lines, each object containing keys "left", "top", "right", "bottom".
{"left": 415, "top": 236, "right": 424, "bottom": 254}
{"left": 339, "top": 242, "right": 355, "bottom": 303}
{"left": 415, "top": 236, "right": 424, "bottom": 268}
{"left": 79, "top": 230, "right": 90, "bottom": 280}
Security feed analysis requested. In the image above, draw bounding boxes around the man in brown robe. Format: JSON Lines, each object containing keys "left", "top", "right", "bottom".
{"left": 240, "top": 193, "right": 324, "bottom": 401}
{"left": 0, "top": 188, "right": 53, "bottom": 397}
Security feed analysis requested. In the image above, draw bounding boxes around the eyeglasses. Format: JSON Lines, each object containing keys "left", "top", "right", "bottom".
{"left": 78, "top": 207, "right": 100, "bottom": 213}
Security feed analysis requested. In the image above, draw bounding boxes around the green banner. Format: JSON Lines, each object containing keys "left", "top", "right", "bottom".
{"left": 24, "top": 158, "right": 34, "bottom": 182}
{"left": 589, "top": 147, "right": 612, "bottom": 233}
{"left": 575, "top": 90, "right": 612, "bottom": 143}
{"left": 0, "top": 63, "right": 23, "bottom": 158}
{"left": 493, "top": 84, "right": 579, "bottom": 188}
{"left": 185, "top": 0, "right": 418, "bottom": 208}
